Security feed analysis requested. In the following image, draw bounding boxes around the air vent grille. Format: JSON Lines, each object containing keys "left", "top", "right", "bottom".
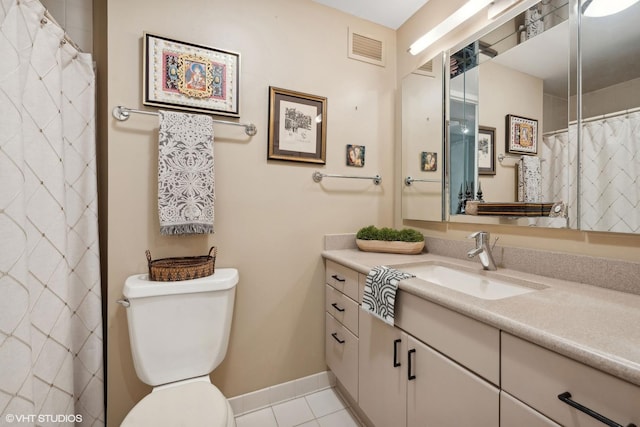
{"left": 348, "top": 28, "right": 385, "bottom": 67}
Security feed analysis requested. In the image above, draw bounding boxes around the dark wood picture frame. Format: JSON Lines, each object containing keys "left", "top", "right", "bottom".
{"left": 268, "top": 86, "right": 327, "bottom": 164}
{"left": 478, "top": 126, "right": 496, "bottom": 175}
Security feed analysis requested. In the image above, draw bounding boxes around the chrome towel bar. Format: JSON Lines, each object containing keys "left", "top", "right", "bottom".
{"left": 112, "top": 105, "right": 258, "bottom": 136}
{"left": 404, "top": 176, "right": 441, "bottom": 186}
{"left": 312, "top": 171, "right": 381, "bottom": 185}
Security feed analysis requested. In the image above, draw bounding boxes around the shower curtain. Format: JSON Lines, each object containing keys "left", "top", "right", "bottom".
{"left": 540, "top": 127, "right": 577, "bottom": 228}
{"left": 581, "top": 111, "right": 640, "bottom": 233}
{"left": 0, "top": 1, "right": 104, "bottom": 426}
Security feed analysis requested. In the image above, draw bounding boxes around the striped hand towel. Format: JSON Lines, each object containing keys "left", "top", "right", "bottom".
{"left": 362, "top": 266, "right": 415, "bottom": 325}
{"left": 158, "top": 110, "right": 215, "bottom": 235}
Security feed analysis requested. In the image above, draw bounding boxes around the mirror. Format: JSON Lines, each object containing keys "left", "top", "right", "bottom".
{"left": 401, "top": 53, "right": 445, "bottom": 221}
{"left": 579, "top": 1, "right": 640, "bottom": 234}
{"left": 401, "top": 0, "right": 640, "bottom": 234}
{"left": 447, "top": 0, "right": 574, "bottom": 228}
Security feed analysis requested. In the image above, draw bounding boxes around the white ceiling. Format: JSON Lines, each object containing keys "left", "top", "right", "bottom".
{"left": 310, "top": 0, "right": 430, "bottom": 29}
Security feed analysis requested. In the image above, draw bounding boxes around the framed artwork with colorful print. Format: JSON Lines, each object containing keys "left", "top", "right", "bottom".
{"left": 143, "top": 33, "right": 240, "bottom": 117}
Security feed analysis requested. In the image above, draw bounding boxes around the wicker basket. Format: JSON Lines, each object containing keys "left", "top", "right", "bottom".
{"left": 146, "top": 247, "right": 216, "bottom": 282}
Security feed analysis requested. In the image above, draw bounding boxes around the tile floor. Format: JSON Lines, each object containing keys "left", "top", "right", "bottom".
{"left": 235, "top": 387, "right": 363, "bottom": 427}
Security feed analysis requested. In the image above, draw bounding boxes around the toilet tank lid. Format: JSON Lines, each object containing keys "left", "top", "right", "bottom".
{"left": 124, "top": 268, "right": 238, "bottom": 299}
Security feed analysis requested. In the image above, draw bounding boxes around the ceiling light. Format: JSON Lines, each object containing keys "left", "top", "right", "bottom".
{"left": 409, "top": 0, "right": 493, "bottom": 56}
{"left": 582, "top": 0, "right": 640, "bottom": 17}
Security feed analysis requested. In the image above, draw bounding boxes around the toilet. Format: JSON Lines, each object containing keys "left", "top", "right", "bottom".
{"left": 120, "top": 268, "right": 239, "bottom": 427}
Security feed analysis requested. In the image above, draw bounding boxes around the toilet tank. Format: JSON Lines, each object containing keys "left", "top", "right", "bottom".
{"left": 123, "top": 269, "right": 239, "bottom": 386}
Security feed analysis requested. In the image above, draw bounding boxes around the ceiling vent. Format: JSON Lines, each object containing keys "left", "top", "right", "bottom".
{"left": 348, "top": 28, "right": 385, "bottom": 67}
{"left": 413, "top": 60, "right": 435, "bottom": 77}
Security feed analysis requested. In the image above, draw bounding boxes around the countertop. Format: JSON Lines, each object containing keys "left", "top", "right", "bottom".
{"left": 322, "top": 249, "right": 640, "bottom": 387}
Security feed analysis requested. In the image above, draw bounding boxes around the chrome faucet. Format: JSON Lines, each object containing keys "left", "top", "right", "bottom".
{"left": 467, "top": 231, "right": 497, "bottom": 271}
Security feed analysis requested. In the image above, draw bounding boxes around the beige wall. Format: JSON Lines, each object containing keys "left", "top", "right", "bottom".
{"left": 478, "top": 60, "right": 543, "bottom": 202}
{"left": 104, "top": 0, "right": 396, "bottom": 425}
{"left": 397, "top": 0, "right": 640, "bottom": 260}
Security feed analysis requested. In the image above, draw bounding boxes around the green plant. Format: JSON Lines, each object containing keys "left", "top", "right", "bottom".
{"left": 356, "top": 225, "right": 424, "bottom": 242}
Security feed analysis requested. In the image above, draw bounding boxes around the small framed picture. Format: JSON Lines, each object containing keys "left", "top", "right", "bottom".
{"left": 346, "top": 144, "right": 365, "bottom": 167}
{"left": 143, "top": 33, "right": 240, "bottom": 117}
{"left": 478, "top": 126, "right": 496, "bottom": 175}
{"left": 268, "top": 87, "right": 327, "bottom": 164}
{"left": 506, "top": 114, "right": 538, "bottom": 155}
{"left": 421, "top": 152, "right": 437, "bottom": 171}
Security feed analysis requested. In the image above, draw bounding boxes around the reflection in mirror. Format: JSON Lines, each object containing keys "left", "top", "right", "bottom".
{"left": 447, "top": 0, "right": 572, "bottom": 228}
{"left": 401, "top": 53, "right": 444, "bottom": 221}
{"left": 579, "top": 1, "right": 640, "bottom": 233}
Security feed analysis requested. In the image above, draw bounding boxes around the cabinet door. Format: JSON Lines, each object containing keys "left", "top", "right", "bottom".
{"left": 358, "top": 310, "right": 407, "bottom": 427}
{"left": 326, "top": 313, "right": 358, "bottom": 401}
{"left": 406, "top": 336, "right": 499, "bottom": 427}
{"left": 501, "top": 391, "right": 561, "bottom": 427}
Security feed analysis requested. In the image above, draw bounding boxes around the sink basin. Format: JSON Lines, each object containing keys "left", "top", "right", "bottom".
{"left": 394, "top": 263, "right": 544, "bottom": 300}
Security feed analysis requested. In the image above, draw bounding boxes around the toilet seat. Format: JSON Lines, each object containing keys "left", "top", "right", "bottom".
{"left": 121, "top": 381, "right": 234, "bottom": 427}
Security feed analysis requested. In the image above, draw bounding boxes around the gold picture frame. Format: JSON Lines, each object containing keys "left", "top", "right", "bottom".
{"left": 268, "top": 87, "right": 327, "bottom": 164}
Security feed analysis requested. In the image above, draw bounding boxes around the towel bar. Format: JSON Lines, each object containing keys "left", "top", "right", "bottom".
{"left": 312, "top": 171, "right": 381, "bottom": 185}
{"left": 112, "top": 105, "right": 257, "bottom": 136}
{"left": 404, "top": 176, "right": 441, "bottom": 186}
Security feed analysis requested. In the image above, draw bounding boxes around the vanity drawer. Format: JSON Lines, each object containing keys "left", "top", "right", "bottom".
{"left": 326, "top": 313, "right": 358, "bottom": 401}
{"left": 326, "top": 260, "right": 359, "bottom": 301}
{"left": 395, "top": 290, "right": 500, "bottom": 385}
{"left": 502, "top": 333, "right": 640, "bottom": 427}
{"left": 325, "top": 285, "right": 359, "bottom": 335}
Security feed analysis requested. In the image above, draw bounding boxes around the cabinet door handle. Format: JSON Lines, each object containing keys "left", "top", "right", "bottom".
{"left": 331, "top": 274, "right": 346, "bottom": 282}
{"left": 557, "top": 392, "right": 636, "bottom": 427}
{"left": 407, "top": 349, "right": 416, "bottom": 380}
{"left": 393, "top": 339, "right": 402, "bottom": 367}
{"left": 331, "top": 302, "right": 345, "bottom": 312}
{"left": 331, "top": 332, "right": 345, "bottom": 344}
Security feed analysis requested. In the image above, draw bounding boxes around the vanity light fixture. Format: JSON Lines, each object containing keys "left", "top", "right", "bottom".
{"left": 582, "top": 0, "right": 640, "bottom": 17}
{"left": 409, "top": 0, "right": 493, "bottom": 56}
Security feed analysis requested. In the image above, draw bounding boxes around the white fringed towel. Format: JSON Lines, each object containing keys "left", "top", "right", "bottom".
{"left": 362, "top": 266, "right": 415, "bottom": 325}
{"left": 517, "top": 156, "right": 542, "bottom": 203}
{"left": 158, "top": 110, "right": 215, "bottom": 235}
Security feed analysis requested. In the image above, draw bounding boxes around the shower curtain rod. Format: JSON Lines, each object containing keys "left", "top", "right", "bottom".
{"left": 112, "top": 105, "right": 258, "bottom": 136}
{"left": 543, "top": 106, "right": 640, "bottom": 136}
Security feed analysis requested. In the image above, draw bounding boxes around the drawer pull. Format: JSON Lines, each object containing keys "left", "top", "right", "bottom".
{"left": 557, "top": 392, "right": 637, "bottom": 427}
{"left": 408, "top": 349, "right": 416, "bottom": 380}
{"left": 331, "top": 332, "right": 345, "bottom": 344}
{"left": 331, "top": 302, "right": 345, "bottom": 312}
{"left": 393, "top": 339, "right": 402, "bottom": 367}
{"left": 331, "top": 274, "right": 346, "bottom": 283}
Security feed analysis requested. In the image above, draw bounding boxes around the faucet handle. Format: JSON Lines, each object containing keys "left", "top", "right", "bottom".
{"left": 467, "top": 231, "right": 487, "bottom": 239}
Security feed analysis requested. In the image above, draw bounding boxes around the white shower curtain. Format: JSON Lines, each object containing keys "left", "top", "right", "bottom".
{"left": 581, "top": 111, "right": 640, "bottom": 233}
{"left": 540, "top": 127, "right": 578, "bottom": 228}
{"left": 0, "top": 1, "right": 104, "bottom": 426}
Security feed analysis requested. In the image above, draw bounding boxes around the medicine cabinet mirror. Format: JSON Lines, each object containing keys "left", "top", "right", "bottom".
{"left": 400, "top": 0, "right": 640, "bottom": 234}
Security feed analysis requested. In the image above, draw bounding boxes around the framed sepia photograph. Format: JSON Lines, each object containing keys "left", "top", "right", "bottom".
{"left": 143, "top": 33, "right": 240, "bottom": 117}
{"left": 268, "top": 86, "right": 327, "bottom": 164}
{"left": 421, "top": 152, "right": 437, "bottom": 171}
{"left": 346, "top": 144, "right": 365, "bottom": 167}
{"left": 506, "top": 114, "right": 538, "bottom": 155}
{"left": 478, "top": 126, "right": 496, "bottom": 175}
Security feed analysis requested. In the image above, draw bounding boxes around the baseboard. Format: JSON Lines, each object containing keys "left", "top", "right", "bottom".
{"left": 228, "top": 371, "right": 336, "bottom": 416}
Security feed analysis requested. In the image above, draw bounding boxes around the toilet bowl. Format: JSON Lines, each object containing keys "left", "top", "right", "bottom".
{"left": 121, "top": 377, "right": 234, "bottom": 427}
{"left": 119, "top": 269, "right": 239, "bottom": 426}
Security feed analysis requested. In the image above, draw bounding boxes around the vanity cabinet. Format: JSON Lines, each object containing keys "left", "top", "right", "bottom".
{"left": 324, "top": 260, "right": 364, "bottom": 401}
{"left": 358, "top": 296, "right": 499, "bottom": 427}
{"left": 502, "top": 333, "right": 640, "bottom": 427}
